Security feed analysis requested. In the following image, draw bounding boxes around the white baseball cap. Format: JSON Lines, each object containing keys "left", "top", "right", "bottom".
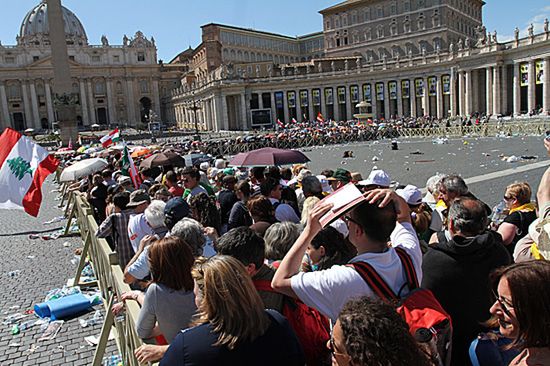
{"left": 358, "top": 169, "right": 391, "bottom": 187}
{"left": 396, "top": 185, "right": 423, "bottom": 205}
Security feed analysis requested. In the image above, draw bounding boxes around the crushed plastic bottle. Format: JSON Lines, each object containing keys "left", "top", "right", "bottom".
{"left": 44, "top": 286, "right": 81, "bottom": 302}
{"left": 79, "top": 310, "right": 103, "bottom": 328}
{"left": 491, "top": 200, "right": 508, "bottom": 227}
{"left": 2, "top": 313, "right": 26, "bottom": 325}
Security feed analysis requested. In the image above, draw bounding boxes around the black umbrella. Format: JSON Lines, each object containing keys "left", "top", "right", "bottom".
{"left": 140, "top": 151, "right": 185, "bottom": 169}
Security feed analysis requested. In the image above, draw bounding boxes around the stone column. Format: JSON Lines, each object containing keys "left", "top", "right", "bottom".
{"left": 383, "top": 82, "right": 390, "bottom": 120}
{"left": 308, "top": 89, "right": 315, "bottom": 121}
{"left": 486, "top": 67, "right": 493, "bottom": 116}
{"left": 493, "top": 66, "right": 501, "bottom": 115}
{"left": 543, "top": 57, "right": 550, "bottom": 114}
{"left": 410, "top": 80, "right": 417, "bottom": 117}
{"left": 450, "top": 70, "right": 457, "bottom": 116}
{"left": 126, "top": 79, "right": 136, "bottom": 126}
{"left": 296, "top": 95, "right": 302, "bottom": 122}
{"left": 240, "top": 94, "right": 248, "bottom": 130}
{"left": 345, "top": 87, "right": 353, "bottom": 121}
{"left": 106, "top": 78, "right": 116, "bottom": 125}
{"left": 0, "top": 83, "right": 11, "bottom": 128}
{"left": 371, "top": 84, "right": 379, "bottom": 119}
{"left": 78, "top": 79, "right": 89, "bottom": 125}
{"left": 528, "top": 60, "right": 536, "bottom": 113}
{"left": 21, "top": 82, "right": 33, "bottom": 129}
{"left": 45, "top": 80, "right": 55, "bottom": 124}
{"left": 513, "top": 63, "right": 521, "bottom": 116}
{"left": 86, "top": 80, "right": 97, "bottom": 125}
{"left": 436, "top": 76, "right": 444, "bottom": 118}
{"left": 29, "top": 82, "right": 41, "bottom": 129}
{"left": 152, "top": 79, "right": 161, "bottom": 116}
{"left": 270, "top": 92, "right": 276, "bottom": 125}
{"left": 422, "top": 77, "right": 429, "bottom": 116}
{"left": 458, "top": 71, "right": 465, "bottom": 116}
{"left": 502, "top": 64, "right": 509, "bottom": 115}
{"left": 333, "top": 88, "right": 341, "bottom": 122}
{"left": 320, "top": 89, "right": 327, "bottom": 120}
{"left": 283, "top": 91, "right": 289, "bottom": 124}
{"left": 220, "top": 94, "right": 229, "bottom": 130}
{"left": 396, "top": 80, "right": 404, "bottom": 117}
{"left": 465, "top": 70, "right": 473, "bottom": 116}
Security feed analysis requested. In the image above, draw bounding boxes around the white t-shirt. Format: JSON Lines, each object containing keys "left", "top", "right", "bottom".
{"left": 291, "top": 222, "right": 422, "bottom": 322}
{"left": 128, "top": 213, "right": 153, "bottom": 253}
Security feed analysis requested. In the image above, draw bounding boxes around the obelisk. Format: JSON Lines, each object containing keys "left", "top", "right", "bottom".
{"left": 46, "top": 0, "right": 78, "bottom": 146}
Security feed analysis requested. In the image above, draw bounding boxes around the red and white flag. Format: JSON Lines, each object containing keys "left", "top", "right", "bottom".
{"left": 122, "top": 144, "right": 141, "bottom": 189}
{"left": 276, "top": 119, "right": 285, "bottom": 128}
{"left": 0, "top": 128, "right": 59, "bottom": 217}
{"left": 100, "top": 128, "right": 120, "bottom": 148}
{"left": 317, "top": 112, "right": 325, "bottom": 123}
{"left": 291, "top": 118, "right": 298, "bottom": 124}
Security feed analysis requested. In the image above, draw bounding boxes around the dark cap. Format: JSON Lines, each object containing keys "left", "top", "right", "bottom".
{"left": 164, "top": 197, "right": 190, "bottom": 230}
{"left": 331, "top": 168, "right": 352, "bottom": 183}
{"left": 125, "top": 189, "right": 151, "bottom": 208}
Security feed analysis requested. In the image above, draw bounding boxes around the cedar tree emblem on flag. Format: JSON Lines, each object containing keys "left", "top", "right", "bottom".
{"left": 8, "top": 157, "right": 34, "bottom": 180}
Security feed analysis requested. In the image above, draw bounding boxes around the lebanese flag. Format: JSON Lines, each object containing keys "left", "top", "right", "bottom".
{"left": 0, "top": 128, "right": 59, "bottom": 217}
{"left": 317, "top": 112, "right": 325, "bottom": 123}
{"left": 121, "top": 144, "right": 141, "bottom": 189}
{"left": 100, "top": 129, "right": 120, "bottom": 148}
{"left": 291, "top": 118, "right": 298, "bottom": 124}
{"left": 276, "top": 119, "right": 285, "bottom": 128}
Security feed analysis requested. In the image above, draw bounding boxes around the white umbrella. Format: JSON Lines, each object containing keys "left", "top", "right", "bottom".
{"left": 91, "top": 124, "right": 101, "bottom": 128}
{"left": 60, "top": 158, "right": 108, "bottom": 182}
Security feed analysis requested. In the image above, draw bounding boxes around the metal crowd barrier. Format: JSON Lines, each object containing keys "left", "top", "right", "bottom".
{"left": 64, "top": 192, "right": 152, "bottom": 366}
{"left": 199, "top": 121, "right": 550, "bottom": 156}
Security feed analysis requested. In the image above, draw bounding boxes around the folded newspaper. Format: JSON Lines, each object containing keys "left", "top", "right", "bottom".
{"left": 318, "top": 183, "right": 367, "bottom": 227}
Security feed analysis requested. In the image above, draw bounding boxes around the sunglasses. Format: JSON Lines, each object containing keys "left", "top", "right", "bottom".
{"left": 343, "top": 215, "right": 359, "bottom": 226}
{"left": 492, "top": 289, "right": 514, "bottom": 318}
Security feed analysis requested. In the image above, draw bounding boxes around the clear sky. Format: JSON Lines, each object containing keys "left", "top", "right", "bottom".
{"left": 1, "top": 0, "right": 549, "bottom": 62}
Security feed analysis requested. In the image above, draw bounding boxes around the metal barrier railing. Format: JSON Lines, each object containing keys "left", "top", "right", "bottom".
{"left": 64, "top": 192, "right": 151, "bottom": 366}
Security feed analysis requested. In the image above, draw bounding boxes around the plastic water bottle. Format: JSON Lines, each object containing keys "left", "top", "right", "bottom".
{"left": 415, "top": 328, "right": 443, "bottom": 366}
{"left": 491, "top": 200, "right": 507, "bottom": 227}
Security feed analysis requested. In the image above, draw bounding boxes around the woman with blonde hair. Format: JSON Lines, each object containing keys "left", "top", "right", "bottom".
{"left": 160, "top": 255, "right": 304, "bottom": 365}
{"left": 497, "top": 182, "right": 537, "bottom": 256}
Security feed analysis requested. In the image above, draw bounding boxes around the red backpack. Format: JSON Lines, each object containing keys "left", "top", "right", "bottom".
{"left": 347, "top": 247, "right": 453, "bottom": 366}
{"left": 254, "top": 280, "right": 331, "bottom": 366}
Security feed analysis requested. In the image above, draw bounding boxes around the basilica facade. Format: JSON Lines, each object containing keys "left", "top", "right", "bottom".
{"left": 0, "top": 1, "right": 182, "bottom": 131}
{"left": 171, "top": 0, "right": 550, "bottom": 131}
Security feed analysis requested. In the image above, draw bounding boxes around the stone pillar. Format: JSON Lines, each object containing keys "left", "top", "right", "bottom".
{"left": 513, "top": 63, "right": 521, "bottom": 116}
{"left": 383, "top": 82, "right": 390, "bottom": 120}
{"left": 0, "top": 83, "right": 11, "bottom": 128}
{"left": 465, "top": 70, "right": 473, "bottom": 116}
{"left": 486, "top": 67, "right": 493, "bottom": 116}
{"left": 544, "top": 58, "right": 550, "bottom": 114}
{"left": 21, "top": 82, "right": 33, "bottom": 129}
{"left": 308, "top": 89, "right": 315, "bottom": 121}
{"left": 45, "top": 80, "right": 55, "bottom": 124}
{"left": 436, "top": 76, "right": 444, "bottom": 118}
{"left": 240, "top": 94, "right": 248, "bottom": 130}
{"left": 493, "top": 65, "right": 501, "bottom": 115}
{"left": 333, "top": 89, "right": 341, "bottom": 122}
{"left": 410, "top": 80, "right": 417, "bottom": 117}
{"left": 283, "top": 91, "right": 289, "bottom": 124}
{"left": 396, "top": 80, "right": 404, "bottom": 117}
{"left": 502, "top": 64, "right": 509, "bottom": 115}
{"left": 345, "top": 87, "right": 353, "bottom": 121}
{"left": 528, "top": 60, "right": 536, "bottom": 113}
{"left": 296, "top": 96, "right": 302, "bottom": 122}
{"left": 371, "top": 85, "right": 379, "bottom": 119}
{"left": 450, "top": 70, "right": 457, "bottom": 116}
{"left": 220, "top": 94, "right": 229, "bottom": 130}
{"left": 422, "top": 77, "right": 429, "bottom": 116}
{"left": 458, "top": 71, "right": 465, "bottom": 116}
{"left": 320, "top": 89, "right": 327, "bottom": 120}
{"left": 78, "top": 79, "right": 89, "bottom": 125}
{"left": 86, "top": 80, "right": 97, "bottom": 125}
{"left": 126, "top": 79, "right": 136, "bottom": 126}
{"left": 29, "top": 82, "right": 41, "bottom": 129}
{"left": 152, "top": 79, "right": 161, "bottom": 116}
{"left": 270, "top": 92, "right": 276, "bottom": 126}
{"left": 106, "top": 78, "right": 116, "bottom": 125}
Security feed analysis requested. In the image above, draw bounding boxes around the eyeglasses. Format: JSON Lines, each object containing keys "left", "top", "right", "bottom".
{"left": 492, "top": 289, "right": 514, "bottom": 318}
{"left": 329, "top": 336, "right": 351, "bottom": 365}
{"left": 343, "top": 215, "right": 359, "bottom": 226}
{"left": 503, "top": 195, "right": 514, "bottom": 201}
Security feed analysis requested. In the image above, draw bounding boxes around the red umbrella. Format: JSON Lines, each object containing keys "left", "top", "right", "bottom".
{"left": 229, "top": 147, "right": 310, "bottom": 167}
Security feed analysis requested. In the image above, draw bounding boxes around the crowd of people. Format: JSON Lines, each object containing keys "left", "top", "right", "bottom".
{"left": 61, "top": 135, "right": 550, "bottom": 366}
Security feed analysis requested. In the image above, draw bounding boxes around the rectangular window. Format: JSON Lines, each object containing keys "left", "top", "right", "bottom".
{"left": 113, "top": 55, "right": 120, "bottom": 62}
{"left": 5, "top": 57, "right": 15, "bottom": 64}
{"left": 337, "top": 86, "right": 346, "bottom": 104}
{"left": 91, "top": 55, "right": 101, "bottom": 62}
{"left": 33, "top": 56, "right": 40, "bottom": 62}
{"left": 325, "top": 88, "right": 334, "bottom": 105}
{"left": 69, "top": 56, "right": 75, "bottom": 61}
{"left": 137, "top": 52, "right": 145, "bottom": 62}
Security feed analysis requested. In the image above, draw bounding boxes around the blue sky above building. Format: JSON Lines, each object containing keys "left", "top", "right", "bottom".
{"left": 1, "top": 0, "right": 549, "bottom": 61}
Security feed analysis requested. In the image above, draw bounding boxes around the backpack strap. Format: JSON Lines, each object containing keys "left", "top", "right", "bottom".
{"left": 394, "top": 247, "right": 419, "bottom": 289}
{"left": 347, "top": 261, "right": 398, "bottom": 302}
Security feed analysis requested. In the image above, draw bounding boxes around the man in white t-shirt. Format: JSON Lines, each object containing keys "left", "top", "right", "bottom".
{"left": 272, "top": 189, "right": 422, "bottom": 322}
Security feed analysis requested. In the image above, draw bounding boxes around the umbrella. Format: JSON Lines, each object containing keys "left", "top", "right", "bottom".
{"left": 131, "top": 147, "right": 150, "bottom": 158}
{"left": 183, "top": 153, "right": 211, "bottom": 167}
{"left": 59, "top": 158, "right": 108, "bottom": 182}
{"left": 140, "top": 151, "right": 185, "bottom": 169}
{"left": 229, "top": 147, "right": 310, "bottom": 167}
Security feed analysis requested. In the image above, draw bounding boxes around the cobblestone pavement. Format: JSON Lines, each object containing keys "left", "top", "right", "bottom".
{"left": 0, "top": 177, "right": 117, "bottom": 366}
